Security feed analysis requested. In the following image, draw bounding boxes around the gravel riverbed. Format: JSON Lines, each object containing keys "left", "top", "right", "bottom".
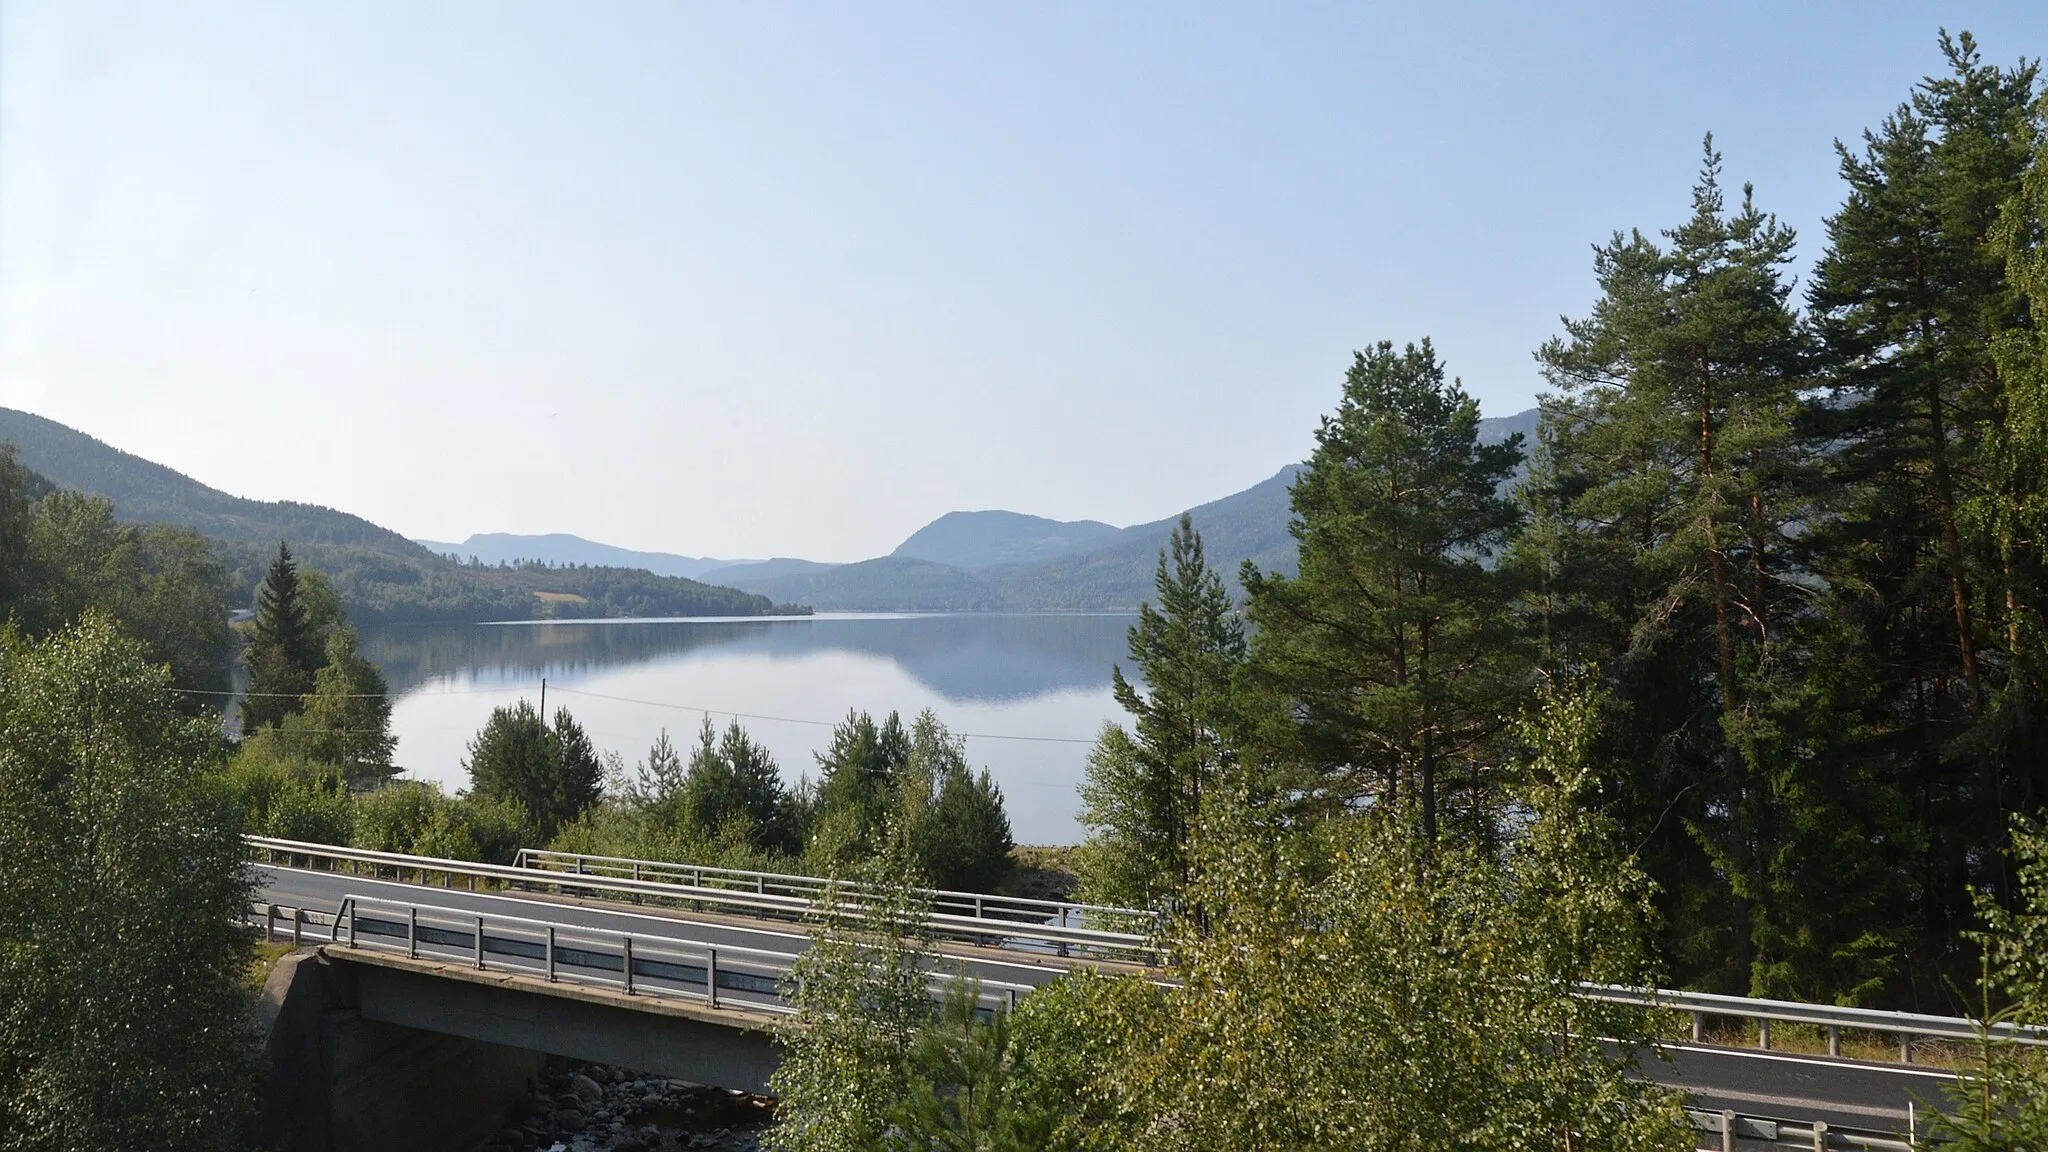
{"left": 471, "top": 1059, "right": 774, "bottom": 1152}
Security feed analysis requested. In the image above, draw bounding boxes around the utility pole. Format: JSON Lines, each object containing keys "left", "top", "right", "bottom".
{"left": 539, "top": 678, "right": 546, "bottom": 719}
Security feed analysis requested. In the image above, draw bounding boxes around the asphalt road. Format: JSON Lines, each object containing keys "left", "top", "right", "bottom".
{"left": 256, "top": 865, "right": 1957, "bottom": 1139}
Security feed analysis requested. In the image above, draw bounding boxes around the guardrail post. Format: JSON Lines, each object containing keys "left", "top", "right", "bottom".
{"left": 348, "top": 902, "right": 358, "bottom": 948}
{"left": 1827, "top": 1025, "right": 1839, "bottom": 1058}
{"left": 292, "top": 907, "right": 303, "bottom": 947}
{"left": 546, "top": 926, "right": 557, "bottom": 983}
{"left": 1692, "top": 1011, "right": 1704, "bottom": 1043}
{"left": 622, "top": 937, "right": 635, "bottom": 995}
{"left": 1721, "top": 1109, "right": 1736, "bottom": 1152}
{"left": 706, "top": 947, "right": 719, "bottom": 1008}
{"left": 632, "top": 863, "right": 642, "bottom": 905}
{"left": 407, "top": 907, "right": 418, "bottom": 959}
{"left": 1759, "top": 1018, "right": 1771, "bottom": 1050}
{"left": 1812, "top": 1119, "right": 1826, "bottom": 1151}
{"left": 474, "top": 916, "right": 485, "bottom": 970}
{"left": 265, "top": 904, "right": 277, "bottom": 943}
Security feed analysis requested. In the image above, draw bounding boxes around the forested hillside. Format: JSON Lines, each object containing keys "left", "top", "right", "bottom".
{"left": 415, "top": 531, "right": 743, "bottom": 580}
{"left": 890, "top": 510, "right": 1122, "bottom": 569}
{"left": 0, "top": 409, "right": 802, "bottom": 623}
{"left": 723, "top": 409, "right": 1535, "bottom": 611}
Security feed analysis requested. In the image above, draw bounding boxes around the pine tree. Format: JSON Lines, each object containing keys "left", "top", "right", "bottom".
{"left": 1241, "top": 339, "right": 1524, "bottom": 846}
{"left": 464, "top": 700, "right": 602, "bottom": 837}
{"left": 1806, "top": 33, "right": 2044, "bottom": 997}
{"left": 1078, "top": 514, "right": 1244, "bottom": 906}
{"left": 242, "top": 543, "right": 325, "bottom": 729}
{"left": 680, "top": 717, "right": 799, "bottom": 855}
{"left": 1529, "top": 140, "right": 1906, "bottom": 998}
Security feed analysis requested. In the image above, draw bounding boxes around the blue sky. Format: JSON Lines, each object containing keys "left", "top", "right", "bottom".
{"left": 3, "top": 2, "right": 2044, "bottom": 560}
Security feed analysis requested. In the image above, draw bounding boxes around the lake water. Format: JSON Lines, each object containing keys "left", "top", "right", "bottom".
{"left": 355, "top": 613, "right": 1138, "bottom": 844}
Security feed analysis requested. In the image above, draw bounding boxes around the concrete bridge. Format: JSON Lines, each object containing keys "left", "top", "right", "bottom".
{"left": 246, "top": 837, "right": 2030, "bottom": 1152}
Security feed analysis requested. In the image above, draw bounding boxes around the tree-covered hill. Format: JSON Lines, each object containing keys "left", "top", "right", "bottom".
{"left": 415, "top": 531, "right": 746, "bottom": 580}
{"left": 890, "top": 510, "right": 1122, "bottom": 569}
{"left": 0, "top": 409, "right": 803, "bottom": 623}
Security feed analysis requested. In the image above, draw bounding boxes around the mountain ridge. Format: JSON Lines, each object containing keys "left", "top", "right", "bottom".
{"left": 0, "top": 408, "right": 798, "bottom": 623}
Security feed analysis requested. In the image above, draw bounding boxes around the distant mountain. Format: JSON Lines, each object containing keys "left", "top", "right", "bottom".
{"left": 718, "top": 406, "right": 1538, "bottom": 612}
{"left": 725, "top": 556, "right": 993, "bottom": 612}
{"left": 698, "top": 557, "right": 843, "bottom": 584}
{"left": 0, "top": 408, "right": 801, "bottom": 624}
{"left": 891, "top": 511, "right": 1122, "bottom": 570}
{"left": 415, "top": 532, "right": 746, "bottom": 581}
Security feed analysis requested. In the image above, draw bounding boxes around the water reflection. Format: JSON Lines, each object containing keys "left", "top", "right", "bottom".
{"left": 357, "top": 613, "right": 1137, "bottom": 844}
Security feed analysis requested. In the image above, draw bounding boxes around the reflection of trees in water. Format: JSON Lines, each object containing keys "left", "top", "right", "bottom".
{"left": 357, "top": 614, "right": 1137, "bottom": 703}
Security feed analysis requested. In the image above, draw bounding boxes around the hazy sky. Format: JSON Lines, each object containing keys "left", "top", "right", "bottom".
{"left": 4, "top": 3, "right": 2044, "bottom": 560}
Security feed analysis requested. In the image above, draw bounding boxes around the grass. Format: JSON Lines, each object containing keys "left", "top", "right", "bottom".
{"left": 534, "top": 591, "right": 590, "bottom": 604}
{"left": 1658, "top": 1012, "right": 1978, "bottom": 1071}
{"left": 244, "top": 939, "right": 300, "bottom": 993}
{"left": 1005, "top": 845, "right": 1079, "bottom": 904}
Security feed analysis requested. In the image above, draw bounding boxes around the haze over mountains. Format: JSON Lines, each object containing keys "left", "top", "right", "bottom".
{"left": 1, "top": 403, "right": 1535, "bottom": 617}
{"left": 0, "top": 408, "right": 795, "bottom": 623}
{"left": 413, "top": 407, "right": 1541, "bottom": 612}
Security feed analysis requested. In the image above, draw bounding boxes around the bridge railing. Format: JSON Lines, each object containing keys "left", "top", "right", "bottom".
{"left": 243, "top": 895, "right": 1036, "bottom": 1018}
{"left": 247, "top": 836, "right": 1159, "bottom": 964}
{"left": 1580, "top": 981, "right": 2048, "bottom": 1063}
{"left": 512, "top": 846, "right": 1159, "bottom": 936}
{"left": 1686, "top": 1108, "right": 1917, "bottom": 1152}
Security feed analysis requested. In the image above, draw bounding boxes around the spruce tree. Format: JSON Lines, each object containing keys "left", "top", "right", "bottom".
{"left": 1241, "top": 340, "right": 1524, "bottom": 846}
{"left": 242, "top": 543, "right": 324, "bottom": 729}
{"left": 680, "top": 717, "right": 799, "bottom": 855}
{"left": 1078, "top": 514, "right": 1244, "bottom": 906}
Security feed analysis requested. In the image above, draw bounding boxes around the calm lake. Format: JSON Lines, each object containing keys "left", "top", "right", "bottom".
{"left": 355, "top": 613, "right": 1138, "bottom": 844}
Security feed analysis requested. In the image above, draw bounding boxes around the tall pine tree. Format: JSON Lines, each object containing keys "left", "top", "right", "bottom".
{"left": 1242, "top": 340, "right": 1524, "bottom": 846}
{"left": 1805, "top": 33, "right": 2043, "bottom": 1001}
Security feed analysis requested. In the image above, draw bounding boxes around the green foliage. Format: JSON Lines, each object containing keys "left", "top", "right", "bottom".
{"left": 288, "top": 626, "right": 397, "bottom": 783}
{"left": 1938, "top": 819, "right": 2048, "bottom": 1150}
{"left": 1079, "top": 515, "right": 1245, "bottom": 908}
{"left": 1073, "top": 682, "right": 1688, "bottom": 1152}
{"left": 894, "top": 711, "right": 1014, "bottom": 893}
{"left": 0, "top": 482, "right": 236, "bottom": 701}
{"left": 242, "top": 543, "right": 327, "bottom": 728}
{"left": 1798, "top": 34, "right": 2047, "bottom": 999}
{"left": 463, "top": 699, "right": 604, "bottom": 837}
{"left": 882, "top": 983, "right": 1062, "bottom": 1151}
{"left": 804, "top": 710, "right": 1014, "bottom": 891}
{"left": 0, "top": 615, "right": 257, "bottom": 1151}
{"left": 1242, "top": 339, "right": 1525, "bottom": 843}
{"left": 0, "top": 407, "right": 802, "bottom": 624}
{"left": 679, "top": 718, "right": 802, "bottom": 857}
{"left": 768, "top": 851, "right": 937, "bottom": 1152}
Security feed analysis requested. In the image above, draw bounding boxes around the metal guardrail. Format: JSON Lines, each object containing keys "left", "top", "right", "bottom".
{"left": 241, "top": 896, "right": 1036, "bottom": 1017}
{"left": 246, "top": 836, "right": 1159, "bottom": 964}
{"left": 249, "top": 836, "right": 2048, "bottom": 1068}
{"left": 1687, "top": 1108, "right": 1918, "bottom": 1152}
{"left": 1582, "top": 981, "right": 2048, "bottom": 1062}
{"left": 513, "top": 847, "right": 1159, "bottom": 935}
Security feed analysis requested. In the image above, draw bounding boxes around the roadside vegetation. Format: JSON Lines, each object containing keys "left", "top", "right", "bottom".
{"left": 5, "top": 26, "right": 2048, "bottom": 1151}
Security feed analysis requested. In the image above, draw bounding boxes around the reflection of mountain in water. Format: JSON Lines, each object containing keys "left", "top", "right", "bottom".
{"left": 358, "top": 614, "right": 1136, "bottom": 703}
